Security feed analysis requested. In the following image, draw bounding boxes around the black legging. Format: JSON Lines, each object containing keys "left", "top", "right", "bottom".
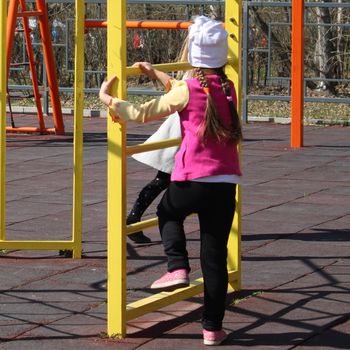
{"left": 157, "top": 181, "right": 236, "bottom": 331}
{"left": 127, "top": 170, "right": 171, "bottom": 222}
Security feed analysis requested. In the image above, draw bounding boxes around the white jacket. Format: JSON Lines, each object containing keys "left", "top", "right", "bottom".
{"left": 132, "top": 112, "right": 181, "bottom": 174}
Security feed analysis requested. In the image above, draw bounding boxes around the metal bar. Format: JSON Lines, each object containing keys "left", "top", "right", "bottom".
{"left": 126, "top": 138, "right": 181, "bottom": 156}
{"left": 305, "top": 97, "right": 350, "bottom": 104}
{"left": 10, "top": 62, "right": 30, "bottom": 67}
{"left": 225, "top": 0, "right": 242, "bottom": 292}
{"left": 269, "top": 22, "right": 350, "bottom": 28}
{"left": 127, "top": 88, "right": 163, "bottom": 96}
{"left": 0, "top": 0, "right": 6, "bottom": 241}
{"left": 305, "top": 77, "right": 350, "bottom": 83}
{"left": 6, "top": 126, "right": 56, "bottom": 133}
{"left": 291, "top": 0, "right": 304, "bottom": 148}
{"left": 248, "top": 48, "right": 269, "bottom": 53}
{"left": 248, "top": 95, "right": 350, "bottom": 104}
{"left": 306, "top": 2, "right": 350, "bottom": 9}
{"left": 107, "top": 0, "right": 127, "bottom": 338}
{"left": 65, "top": 18, "right": 70, "bottom": 76}
{"left": 6, "top": 0, "right": 19, "bottom": 78}
{"left": 126, "top": 271, "right": 238, "bottom": 321}
{"left": 85, "top": 19, "right": 192, "bottom": 29}
{"left": 17, "top": 10, "right": 42, "bottom": 16}
{"left": 126, "top": 61, "right": 193, "bottom": 76}
{"left": 0, "top": 240, "right": 77, "bottom": 250}
{"left": 242, "top": 0, "right": 248, "bottom": 123}
{"left": 248, "top": 95, "right": 290, "bottom": 101}
{"left": 71, "top": 0, "right": 84, "bottom": 259}
{"left": 19, "top": 0, "right": 46, "bottom": 131}
{"left": 43, "top": 59, "right": 49, "bottom": 115}
{"left": 126, "top": 278, "right": 205, "bottom": 321}
{"left": 129, "top": 59, "right": 240, "bottom": 78}
{"left": 247, "top": 2, "right": 350, "bottom": 9}
{"left": 36, "top": 0, "right": 65, "bottom": 134}
{"left": 126, "top": 217, "right": 158, "bottom": 234}
{"left": 267, "top": 24, "right": 272, "bottom": 79}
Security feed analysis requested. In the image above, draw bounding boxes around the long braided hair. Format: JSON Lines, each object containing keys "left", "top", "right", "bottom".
{"left": 194, "top": 67, "right": 242, "bottom": 143}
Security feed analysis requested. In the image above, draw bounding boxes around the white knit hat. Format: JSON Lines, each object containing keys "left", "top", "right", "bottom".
{"left": 188, "top": 16, "right": 228, "bottom": 68}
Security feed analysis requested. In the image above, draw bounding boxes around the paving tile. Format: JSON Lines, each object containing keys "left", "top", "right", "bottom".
{"left": 2, "top": 121, "right": 350, "bottom": 349}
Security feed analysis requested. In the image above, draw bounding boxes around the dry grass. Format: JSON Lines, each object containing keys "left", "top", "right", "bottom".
{"left": 248, "top": 100, "right": 350, "bottom": 126}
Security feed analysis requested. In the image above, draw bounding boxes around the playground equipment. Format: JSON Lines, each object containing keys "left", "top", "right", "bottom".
{"left": 0, "top": 0, "right": 5, "bottom": 237}
{"left": 0, "top": 0, "right": 306, "bottom": 339}
{"left": 6, "top": 0, "right": 64, "bottom": 135}
{"left": 291, "top": 0, "right": 304, "bottom": 148}
{"left": 0, "top": 0, "right": 82, "bottom": 258}
{"left": 101, "top": 0, "right": 242, "bottom": 338}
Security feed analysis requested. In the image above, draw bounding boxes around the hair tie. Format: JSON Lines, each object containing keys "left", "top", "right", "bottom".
{"left": 203, "top": 87, "right": 209, "bottom": 95}
{"left": 226, "top": 96, "right": 233, "bottom": 102}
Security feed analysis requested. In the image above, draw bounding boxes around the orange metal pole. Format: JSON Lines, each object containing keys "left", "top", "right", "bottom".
{"left": 291, "top": 0, "right": 304, "bottom": 148}
{"left": 6, "top": 0, "right": 19, "bottom": 78}
{"left": 6, "top": 126, "right": 55, "bottom": 133}
{"left": 19, "top": 0, "right": 46, "bottom": 131}
{"left": 85, "top": 20, "right": 192, "bottom": 30}
{"left": 17, "top": 10, "right": 41, "bottom": 17}
{"left": 36, "top": 0, "right": 65, "bottom": 135}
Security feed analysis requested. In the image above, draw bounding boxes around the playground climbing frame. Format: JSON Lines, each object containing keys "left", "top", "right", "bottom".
{"left": 103, "top": 0, "right": 242, "bottom": 338}
{"left": 0, "top": 0, "right": 83, "bottom": 258}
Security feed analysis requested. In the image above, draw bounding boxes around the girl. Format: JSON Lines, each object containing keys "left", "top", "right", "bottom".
{"left": 126, "top": 119, "right": 178, "bottom": 244}
{"left": 127, "top": 36, "right": 190, "bottom": 244}
{"left": 100, "top": 16, "right": 242, "bottom": 346}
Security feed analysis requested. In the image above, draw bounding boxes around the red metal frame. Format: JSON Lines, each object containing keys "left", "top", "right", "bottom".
{"left": 85, "top": 20, "right": 192, "bottom": 30}
{"left": 6, "top": 0, "right": 64, "bottom": 135}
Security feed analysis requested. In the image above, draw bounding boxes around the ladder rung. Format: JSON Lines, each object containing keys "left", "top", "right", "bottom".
{"left": 15, "top": 28, "right": 32, "bottom": 33}
{"left": 17, "top": 11, "right": 42, "bottom": 18}
{"left": 10, "top": 62, "right": 30, "bottom": 67}
{"left": 8, "top": 94, "right": 36, "bottom": 99}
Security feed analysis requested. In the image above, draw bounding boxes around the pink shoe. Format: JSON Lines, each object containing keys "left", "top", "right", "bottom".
{"left": 203, "top": 329, "right": 227, "bottom": 346}
{"left": 150, "top": 269, "right": 189, "bottom": 290}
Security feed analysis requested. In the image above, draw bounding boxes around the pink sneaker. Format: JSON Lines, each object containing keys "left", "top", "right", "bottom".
{"left": 203, "top": 329, "right": 227, "bottom": 346}
{"left": 150, "top": 269, "right": 189, "bottom": 290}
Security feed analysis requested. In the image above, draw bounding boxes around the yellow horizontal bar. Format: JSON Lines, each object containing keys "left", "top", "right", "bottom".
{"left": 0, "top": 240, "right": 76, "bottom": 250}
{"left": 126, "top": 138, "right": 181, "bottom": 156}
{"left": 126, "top": 58, "right": 235, "bottom": 77}
{"left": 126, "top": 212, "right": 196, "bottom": 234}
{"left": 126, "top": 277, "right": 204, "bottom": 321}
{"left": 126, "top": 62, "right": 192, "bottom": 77}
{"left": 228, "top": 270, "right": 239, "bottom": 284}
{"left": 126, "top": 217, "right": 158, "bottom": 235}
{"left": 126, "top": 270, "right": 238, "bottom": 321}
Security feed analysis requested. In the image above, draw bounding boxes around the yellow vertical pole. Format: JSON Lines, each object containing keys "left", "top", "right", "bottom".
{"left": 0, "top": 0, "right": 6, "bottom": 241}
{"left": 71, "top": 0, "right": 84, "bottom": 259}
{"left": 225, "top": 0, "right": 242, "bottom": 291}
{"left": 107, "top": 0, "right": 127, "bottom": 338}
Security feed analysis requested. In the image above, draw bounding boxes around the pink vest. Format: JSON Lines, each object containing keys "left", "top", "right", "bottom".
{"left": 171, "top": 75, "right": 242, "bottom": 181}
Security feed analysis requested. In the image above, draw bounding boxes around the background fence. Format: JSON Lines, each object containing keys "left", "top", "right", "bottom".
{"left": 8, "top": 0, "right": 350, "bottom": 123}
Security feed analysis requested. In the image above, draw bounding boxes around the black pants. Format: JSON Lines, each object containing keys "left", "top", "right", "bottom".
{"left": 157, "top": 181, "right": 236, "bottom": 331}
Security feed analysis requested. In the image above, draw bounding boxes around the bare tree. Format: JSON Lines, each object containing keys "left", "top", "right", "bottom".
{"left": 314, "top": 0, "right": 341, "bottom": 94}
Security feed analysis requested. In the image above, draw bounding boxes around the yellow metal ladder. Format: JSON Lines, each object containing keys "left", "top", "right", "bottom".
{"left": 104, "top": 0, "right": 242, "bottom": 338}
{"left": 0, "top": 0, "right": 83, "bottom": 258}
